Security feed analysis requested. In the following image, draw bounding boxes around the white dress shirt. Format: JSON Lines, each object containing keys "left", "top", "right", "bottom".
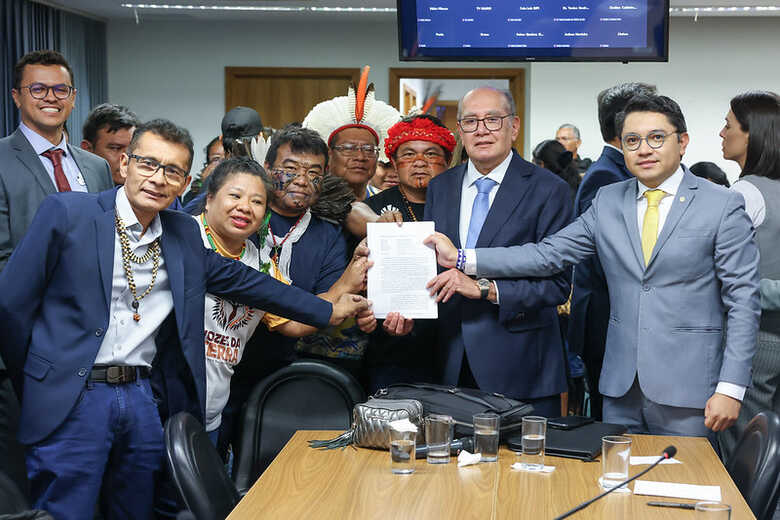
{"left": 460, "top": 151, "right": 512, "bottom": 303}
{"left": 19, "top": 122, "right": 87, "bottom": 192}
{"left": 94, "top": 187, "right": 173, "bottom": 367}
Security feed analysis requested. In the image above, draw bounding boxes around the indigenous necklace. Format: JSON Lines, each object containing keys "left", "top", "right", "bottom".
{"left": 398, "top": 186, "right": 421, "bottom": 222}
{"left": 115, "top": 212, "right": 161, "bottom": 322}
{"left": 269, "top": 212, "right": 305, "bottom": 263}
{"left": 200, "top": 213, "right": 245, "bottom": 260}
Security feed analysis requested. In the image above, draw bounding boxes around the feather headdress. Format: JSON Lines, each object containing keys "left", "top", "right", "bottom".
{"left": 302, "top": 66, "right": 401, "bottom": 163}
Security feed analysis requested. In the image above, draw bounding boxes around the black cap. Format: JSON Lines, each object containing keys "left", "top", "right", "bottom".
{"left": 221, "top": 106, "right": 263, "bottom": 139}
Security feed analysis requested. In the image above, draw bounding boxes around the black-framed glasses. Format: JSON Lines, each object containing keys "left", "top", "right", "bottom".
{"left": 332, "top": 144, "right": 380, "bottom": 158}
{"left": 622, "top": 131, "right": 679, "bottom": 151}
{"left": 19, "top": 83, "right": 75, "bottom": 100}
{"left": 128, "top": 154, "right": 188, "bottom": 186}
{"left": 458, "top": 114, "right": 514, "bottom": 133}
{"left": 269, "top": 167, "right": 324, "bottom": 191}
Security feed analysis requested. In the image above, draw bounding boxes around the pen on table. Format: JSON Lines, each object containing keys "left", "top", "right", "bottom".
{"left": 647, "top": 501, "right": 696, "bottom": 510}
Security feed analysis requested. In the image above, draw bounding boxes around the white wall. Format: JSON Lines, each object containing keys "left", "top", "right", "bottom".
{"left": 108, "top": 16, "right": 780, "bottom": 180}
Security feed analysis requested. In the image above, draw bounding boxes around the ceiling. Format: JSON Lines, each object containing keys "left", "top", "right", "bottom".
{"left": 45, "top": 0, "right": 780, "bottom": 21}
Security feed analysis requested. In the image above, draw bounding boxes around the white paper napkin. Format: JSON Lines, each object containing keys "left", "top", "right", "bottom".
{"left": 457, "top": 450, "right": 482, "bottom": 467}
{"left": 389, "top": 418, "right": 418, "bottom": 433}
{"left": 510, "top": 462, "right": 556, "bottom": 473}
{"left": 633, "top": 480, "right": 722, "bottom": 501}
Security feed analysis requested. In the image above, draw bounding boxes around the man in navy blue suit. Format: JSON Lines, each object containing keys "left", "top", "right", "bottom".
{"left": 424, "top": 87, "right": 571, "bottom": 417}
{"left": 568, "top": 82, "right": 656, "bottom": 420}
{"left": 0, "top": 119, "right": 368, "bottom": 520}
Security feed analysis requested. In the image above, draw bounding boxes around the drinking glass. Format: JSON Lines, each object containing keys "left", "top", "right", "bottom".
{"left": 473, "top": 413, "right": 500, "bottom": 462}
{"left": 599, "top": 435, "right": 632, "bottom": 492}
{"left": 520, "top": 416, "right": 547, "bottom": 471}
{"left": 425, "top": 414, "right": 453, "bottom": 464}
{"left": 695, "top": 501, "right": 731, "bottom": 519}
{"left": 389, "top": 428, "right": 416, "bottom": 474}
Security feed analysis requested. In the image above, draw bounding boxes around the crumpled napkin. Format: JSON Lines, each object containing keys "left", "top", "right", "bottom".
{"left": 389, "top": 418, "right": 418, "bottom": 433}
{"left": 457, "top": 450, "right": 482, "bottom": 467}
{"left": 510, "top": 462, "right": 556, "bottom": 473}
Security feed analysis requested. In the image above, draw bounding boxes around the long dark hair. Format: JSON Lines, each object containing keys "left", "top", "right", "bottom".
{"left": 532, "top": 139, "right": 581, "bottom": 197}
{"left": 731, "top": 91, "right": 780, "bottom": 179}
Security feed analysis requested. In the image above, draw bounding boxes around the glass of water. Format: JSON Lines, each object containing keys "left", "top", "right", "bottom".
{"left": 599, "top": 435, "right": 632, "bottom": 492}
{"left": 695, "top": 501, "right": 731, "bottom": 519}
{"left": 520, "top": 416, "right": 547, "bottom": 471}
{"left": 389, "top": 428, "right": 416, "bottom": 474}
{"left": 425, "top": 414, "right": 453, "bottom": 464}
{"left": 473, "top": 413, "right": 500, "bottom": 462}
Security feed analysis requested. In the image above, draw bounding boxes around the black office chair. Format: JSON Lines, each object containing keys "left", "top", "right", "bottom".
{"left": 164, "top": 412, "right": 240, "bottom": 520}
{"left": 232, "top": 359, "right": 365, "bottom": 494}
{"left": 726, "top": 410, "right": 780, "bottom": 520}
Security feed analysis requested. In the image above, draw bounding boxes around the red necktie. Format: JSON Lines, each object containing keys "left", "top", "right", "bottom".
{"left": 41, "top": 149, "right": 71, "bottom": 192}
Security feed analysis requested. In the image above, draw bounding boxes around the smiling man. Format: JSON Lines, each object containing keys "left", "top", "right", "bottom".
{"left": 0, "top": 50, "right": 113, "bottom": 270}
{"left": 0, "top": 118, "right": 369, "bottom": 519}
{"left": 426, "top": 94, "right": 760, "bottom": 442}
{"left": 423, "top": 86, "right": 573, "bottom": 417}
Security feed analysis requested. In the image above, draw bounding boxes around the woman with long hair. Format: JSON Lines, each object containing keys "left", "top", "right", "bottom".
{"left": 718, "top": 90, "right": 780, "bottom": 460}
{"left": 532, "top": 139, "right": 581, "bottom": 203}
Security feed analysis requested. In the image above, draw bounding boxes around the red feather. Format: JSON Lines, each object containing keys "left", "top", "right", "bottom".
{"left": 355, "top": 66, "right": 370, "bottom": 122}
{"left": 421, "top": 95, "right": 438, "bottom": 114}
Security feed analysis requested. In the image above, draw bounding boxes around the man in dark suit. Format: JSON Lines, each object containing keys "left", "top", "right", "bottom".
{"left": 0, "top": 119, "right": 368, "bottom": 520}
{"left": 568, "top": 82, "right": 656, "bottom": 420}
{"left": 424, "top": 87, "right": 572, "bottom": 417}
{"left": 1, "top": 50, "right": 113, "bottom": 270}
{"left": 0, "top": 49, "right": 113, "bottom": 497}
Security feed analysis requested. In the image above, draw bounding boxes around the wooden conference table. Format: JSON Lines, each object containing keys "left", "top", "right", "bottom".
{"left": 228, "top": 430, "right": 754, "bottom": 519}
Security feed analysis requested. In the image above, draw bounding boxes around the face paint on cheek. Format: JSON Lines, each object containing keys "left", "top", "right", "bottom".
{"left": 416, "top": 177, "right": 429, "bottom": 189}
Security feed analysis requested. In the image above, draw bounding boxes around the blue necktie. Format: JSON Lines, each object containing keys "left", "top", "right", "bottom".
{"left": 465, "top": 176, "right": 497, "bottom": 248}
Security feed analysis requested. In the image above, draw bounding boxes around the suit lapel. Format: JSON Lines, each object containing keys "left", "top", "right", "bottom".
{"left": 11, "top": 129, "right": 56, "bottom": 195}
{"left": 647, "top": 169, "right": 697, "bottom": 267}
{"left": 96, "top": 189, "right": 119, "bottom": 308}
{"left": 477, "top": 152, "right": 532, "bottom": 247}
{"left": 68, "top": 145, "right": 89, "bottom": 189}
{"left": 159, "top": 214, "right": 185, "bottom": 334}
{"left": 444, "top": 164, "right": 467, "bottom": 248}
{"left": 622, "top": 180, "right": 645, "bottom": 269}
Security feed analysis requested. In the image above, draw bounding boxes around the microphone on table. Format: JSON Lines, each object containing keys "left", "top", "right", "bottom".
{"left": 553, "top": 445, "right": 677, "bottom": 520}
{"left": 415, "top": 436, "right": 475, "bottom": 457}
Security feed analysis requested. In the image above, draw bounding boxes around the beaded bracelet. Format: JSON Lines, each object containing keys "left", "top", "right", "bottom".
{"left": 456, "top": 248, "right": 466, "bottom": 271}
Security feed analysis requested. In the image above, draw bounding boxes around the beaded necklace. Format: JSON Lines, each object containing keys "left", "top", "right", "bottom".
{"left": 269, "top": 212, "right": 305, "bottom": 263}
{"left": 398, "top": 185, "right": 422, "bottom": 222}
{"left": 201, "top": 213, "right": 245, "bottom": 260}
{"left": 115, "top": 212, "right": 161, "bottom": 322}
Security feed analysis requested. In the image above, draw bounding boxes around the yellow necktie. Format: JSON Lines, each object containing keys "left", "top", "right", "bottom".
{"left": 641, "top": 189, "right": 666, "bottom": 266}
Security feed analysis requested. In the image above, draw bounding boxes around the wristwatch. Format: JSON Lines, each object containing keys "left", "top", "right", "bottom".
{"left": 477, "top": 278, "right": 491, "bottom": 300}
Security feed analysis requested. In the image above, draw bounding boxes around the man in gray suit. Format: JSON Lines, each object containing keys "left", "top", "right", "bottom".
{"left": 426, "top": 94, "right": 760, "bottom": 439}
{"left": 0, "top": 49, "right": 112, "bottom": 490}
{"left": 1, "top": 50, "right": 113, "bottom": 269}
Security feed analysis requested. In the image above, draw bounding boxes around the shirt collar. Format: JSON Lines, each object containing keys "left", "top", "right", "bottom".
{"left": 636, "top": 165, "right": 685, "bottom": 200}
{"left": 19, "top": 122, "right": 68, "bottom": 156}
{"left": 115, "top": 186, "right": 163, "bottom": 244}
{"left": 604, "top": 143, "right": 622, "bottom": 153}
{"left": 465, "top": 150, "right": 513, "bottom": 188}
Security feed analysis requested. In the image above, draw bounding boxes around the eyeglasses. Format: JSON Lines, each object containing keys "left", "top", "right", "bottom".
{"left": 128, "top": 154, "right": 188, "bottom": 186}
{"left": 269, "top": 167, "right": 324, "bottom": 190}
{"left": 622, "top": 131, "right": 679, "bottom": 151}
{"left": 332, "top": 143, "right": 380, "bottom": 158}
{"left": 458, "top": 114, "right": 514, "bottom": 133}
{"left": 19, "top": 83, "right": 75, "bottom": 100}
{"left": 396, "top": 149, "right": 446, "bottom": 164}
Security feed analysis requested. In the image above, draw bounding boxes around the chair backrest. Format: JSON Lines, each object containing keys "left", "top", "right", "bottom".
{"left": 726, "top": 410, "right": 780, "bottom": 520}
{"left": 232, "top": 359, "right": 365, "bottom": 493}
{"left": 0, "top": 470, "right": 29, "bottom": 515}
{"left": 164, "top": 412, "right": 241, "bottom": 520}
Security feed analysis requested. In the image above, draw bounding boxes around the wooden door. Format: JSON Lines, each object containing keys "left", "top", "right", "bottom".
{"left": 225, "top": 67, "right": 361, "bottom": 131}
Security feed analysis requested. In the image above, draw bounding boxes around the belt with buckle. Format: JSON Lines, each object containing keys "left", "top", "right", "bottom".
{"left": 90, "top": 365, "right": 150, "bottom": 384}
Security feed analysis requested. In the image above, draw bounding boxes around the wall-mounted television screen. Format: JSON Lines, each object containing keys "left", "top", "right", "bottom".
{"left": 397, "top": 0, "right": 669, "bottom": 62}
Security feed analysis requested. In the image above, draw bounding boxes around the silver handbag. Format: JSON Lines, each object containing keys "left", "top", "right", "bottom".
{"left": 309, "top": 398, "right": 424, "bottom": 450}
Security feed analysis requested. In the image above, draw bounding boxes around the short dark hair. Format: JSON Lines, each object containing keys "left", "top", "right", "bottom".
{"left": 128, "top": 119, "right": 195, "bottom": 173}
{"left": 597, "top": 82, "right": 657, "bottom": 142}
{"left": 615, "top": 94, "right": 687, "bottom": 139}
{"left": 13, "top": 50, "right": 74, "bottom": 89}
{"left": 730, "top": 91, "right": 780, "bottom": 180}
{"left": 689, "top": 161, "right": 730, "bottom": 188}
{"left": 204, "top": 136, "right": 222, "bottom": 162}
{"left": 265, "top": 123, "right": 329, "bottom": 170}
{"left": 205, "top": 157, "right": 273, "bottom": 204}
{"left": 392, "top": 113, "right": 453, "bottom": 164}
{"left": 82, "top": 103, "right": 139, "bottom": 144}
{"left": 532, "top": 139, "right": 580, "bottom": 194}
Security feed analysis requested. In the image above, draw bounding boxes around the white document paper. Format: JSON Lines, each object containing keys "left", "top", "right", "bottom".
{"left": 630, "top": 456, "right": 682, "bottom": 465}
{"left": 633, "top": 480, "right": 722, "bottom": 501}
{"left": 367, "top": 222, "right": 438, "bottom": 319}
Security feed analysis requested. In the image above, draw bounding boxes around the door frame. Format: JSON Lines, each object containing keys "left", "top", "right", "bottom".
{"left": 388, "top": 68, "right": 527, "bottom": 155}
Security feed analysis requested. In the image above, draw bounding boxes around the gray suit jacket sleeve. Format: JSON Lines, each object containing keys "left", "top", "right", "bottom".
{"left": 475, "top": 203, "right": 598, "bottom": 279}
